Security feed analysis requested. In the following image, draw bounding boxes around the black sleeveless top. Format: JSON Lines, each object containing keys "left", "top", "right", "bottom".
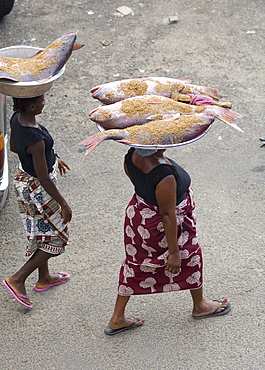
{"left": 10, "top": 112, "right": 56, "bottom": 177}
{"left": 125, "top": 148, "right": 191, "bottom": 205}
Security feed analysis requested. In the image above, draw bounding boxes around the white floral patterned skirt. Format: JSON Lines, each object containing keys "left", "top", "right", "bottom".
{"left": 118, "top": 187, "right": 203, "bottom": 296}
{"left": 14, "top": 166, "right": 69, "bottom": 257}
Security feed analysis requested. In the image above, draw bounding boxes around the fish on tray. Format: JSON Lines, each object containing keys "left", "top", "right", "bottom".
{"left": 89, "top": 95, "right": 242, "bottom": 132}
{"left": 0, "top": 32, "right": 84, "bottom": 82}
{"left": 79, "top": 113, "right": 215, "bottom": 156}
{"left": 90, "top": 76, "right": 228, "bottom": 106}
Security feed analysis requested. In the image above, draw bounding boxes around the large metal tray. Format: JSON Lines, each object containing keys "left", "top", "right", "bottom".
{"left": 96, "top": 123, "right": 211, "bottom": 149}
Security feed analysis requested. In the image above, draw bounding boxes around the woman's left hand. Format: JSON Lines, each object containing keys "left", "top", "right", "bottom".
{"left": 57, "top": 159, "right": 70, "bottom": 176}
{"left": 165, "top": 252, "right": 181, "bottom": 274}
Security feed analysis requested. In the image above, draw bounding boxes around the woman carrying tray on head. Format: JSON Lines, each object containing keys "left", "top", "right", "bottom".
{"left": 2, "top": 94, "right": 72, "bottom": 309}
{"left": 105, "top": 146, "right": 231, "bottom": 335}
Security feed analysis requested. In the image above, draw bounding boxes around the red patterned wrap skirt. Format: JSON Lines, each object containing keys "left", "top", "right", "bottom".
{"left": 118, "top": 187, "right": 203, "bottom": 296}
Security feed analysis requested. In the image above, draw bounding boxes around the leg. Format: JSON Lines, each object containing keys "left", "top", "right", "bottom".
{"left": 190, "top": 287, "right": 230, "bottom": 318}
{"left": 34, "top": 260, "right": 70, "bottom": 290}
{"left": 4, "top": 249, "right": 52, "bottom": 305}
{"left": 107, "top": 294, "right": 144, "bottom": 330}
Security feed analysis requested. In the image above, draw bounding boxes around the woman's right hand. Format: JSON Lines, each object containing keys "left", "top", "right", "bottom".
{"left": 61, "top": 203, "right": 72, "bottom": 224}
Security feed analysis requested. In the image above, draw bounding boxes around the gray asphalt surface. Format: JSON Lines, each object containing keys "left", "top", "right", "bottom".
{"left": 0, "top": 1, "right": 264, "bottom": 369}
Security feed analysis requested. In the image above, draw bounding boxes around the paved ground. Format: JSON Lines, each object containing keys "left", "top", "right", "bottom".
{"left": 0, "top": 1, "right": 264, "bottom": 369}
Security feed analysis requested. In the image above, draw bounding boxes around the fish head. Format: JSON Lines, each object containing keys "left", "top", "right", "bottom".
{"left": 59, "top": 31, "right": 77, "bottom": 42}
{"left": 88, "top": 106, "right": 122, "bottom": 127}
{"left": 90, "top": 85, "right": 106, "bottom": 102}
{"left": 88, "top": 105, "right": 129, "bottom": 129}
{"left": 55, "top": 32, "right": 78, "bottom": 64}
{"left": 59, "top": 31, "right": 84, "bottom": 50}
{"left": 90, "top": 83, "right": 120, "bottom": 104}
{"left": 89, "top": 106, "right": 110, "bottom": 123}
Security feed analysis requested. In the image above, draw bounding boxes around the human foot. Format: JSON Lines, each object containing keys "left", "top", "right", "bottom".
{"left": 192, "top": 298, "right": 231, "bottom": 319}
{"left": 34, "top": 272, "right": 70, "bottom": 292}
{"left": 105, "top": 317, "right": 145, "bottom": 335}
{"left": 2, "top": 279, "right": 33, "bottom": 308}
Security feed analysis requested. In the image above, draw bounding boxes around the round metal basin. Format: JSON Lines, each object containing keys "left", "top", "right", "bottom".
{"left": 0, "top": 46, "right": 65, "bottom": 98}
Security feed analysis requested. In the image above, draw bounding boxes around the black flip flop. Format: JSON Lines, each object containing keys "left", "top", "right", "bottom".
{"left": 104, "top": 318, "right": 143, "bottom": 335}
{"left": 193, "top": 300, "right": 231, "bottom": 319}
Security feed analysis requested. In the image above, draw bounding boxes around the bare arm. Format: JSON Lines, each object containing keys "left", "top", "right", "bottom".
{"left": 155, "top": 175, "right": 181, "bottom": 274}
{"left": 10, "top": 136, "right": 18, "bottom": 153}
{"left": 27, "top": 140, "right": 72, "bottom": 224}
{"left": 124, "top": 162, "right": 130, "bottom": 178}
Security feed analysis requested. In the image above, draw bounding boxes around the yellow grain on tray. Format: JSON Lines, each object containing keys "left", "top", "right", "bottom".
{"left": 0, "top": 40, "right": 66, "bottom": 80}
{"left": 153, "top": 81, "right": 172, "bottom": 94}
{"left": 154, "top": 81, "right": 184, "bottom": 94}
{"left": 119, "top": 80, "right": 148, "bottom": 96}
{"left": 119, "top": 95, "right": 205, "bottom": 117}
{"left": 118, "top": 115, "right": 207, "bottom": 145}
{"left": 120, "top": 98, "right": 154, "bottom": 117}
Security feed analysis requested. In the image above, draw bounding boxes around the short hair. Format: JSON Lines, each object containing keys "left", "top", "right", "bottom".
{"left": 13, "top": 95, "right": 42, "bottom": 113}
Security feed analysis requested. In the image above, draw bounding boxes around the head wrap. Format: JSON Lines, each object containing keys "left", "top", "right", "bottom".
{"left": 135, "top": 148, "right": 158, "bottom": 157}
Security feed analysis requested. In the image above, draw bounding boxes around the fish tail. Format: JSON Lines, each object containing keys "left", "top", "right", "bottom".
{"left": 175, "top": 78, "right": 191, "bottom": 84}
{"left": 78, "top": 133, "right": 107, "bottom": 156}
{"left": 204, "top": 107, "right": 243, "bottom": 132}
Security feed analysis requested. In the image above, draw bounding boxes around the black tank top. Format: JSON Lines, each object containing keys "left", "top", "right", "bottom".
{"left": 125, "top": 148, "right": 191, "bottom": 205}
{"left": 10, "top": 112, "right": 56, "bottom": 177}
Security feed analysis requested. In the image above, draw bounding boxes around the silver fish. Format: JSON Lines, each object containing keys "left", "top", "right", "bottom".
{"left": 90, "top": 76, "right": 225, "bottom": 105}
{"left": 80, "top": 113, "right": 215, "bottom": 156}
{"left": 89, "top": 95, "right": 242, "bottom": 132}
{"left": 0, "top": 32, "right": 84, "bottom": 82}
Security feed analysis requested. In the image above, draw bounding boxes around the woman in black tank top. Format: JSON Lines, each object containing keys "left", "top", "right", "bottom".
{"left": 2, "top": 95, "right": 72, "bottom": 309}
{"left": 104, "top": 147, "right": 231, "bottom": 335}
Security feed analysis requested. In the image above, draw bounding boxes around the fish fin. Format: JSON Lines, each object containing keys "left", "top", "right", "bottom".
{"left": 73, "top": 43, "right": 84, "bottom": 50}
{"left": 78, "top": 133, "right": 106, "bottom": 156}
{"left": 176, "top": 78, "right": 191, "bottom": 84}
{"left": 0, "top": 76, "right": 20, "bottom": 82}
{"left": 32, "top": 50, "right": 44, "bottom": 57}
{"left": 64, "top": 31, "right": 79, "bottom": 35}
{"left": 0, "top": 72, "right": 19, "bottom": 82}
{"left": 204, "top": 108, "right": 243, "bottom": 132}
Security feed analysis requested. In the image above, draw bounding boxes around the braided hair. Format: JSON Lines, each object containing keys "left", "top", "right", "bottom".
{"left": 13, "top": 96, "right": 42, "bottom": 113}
